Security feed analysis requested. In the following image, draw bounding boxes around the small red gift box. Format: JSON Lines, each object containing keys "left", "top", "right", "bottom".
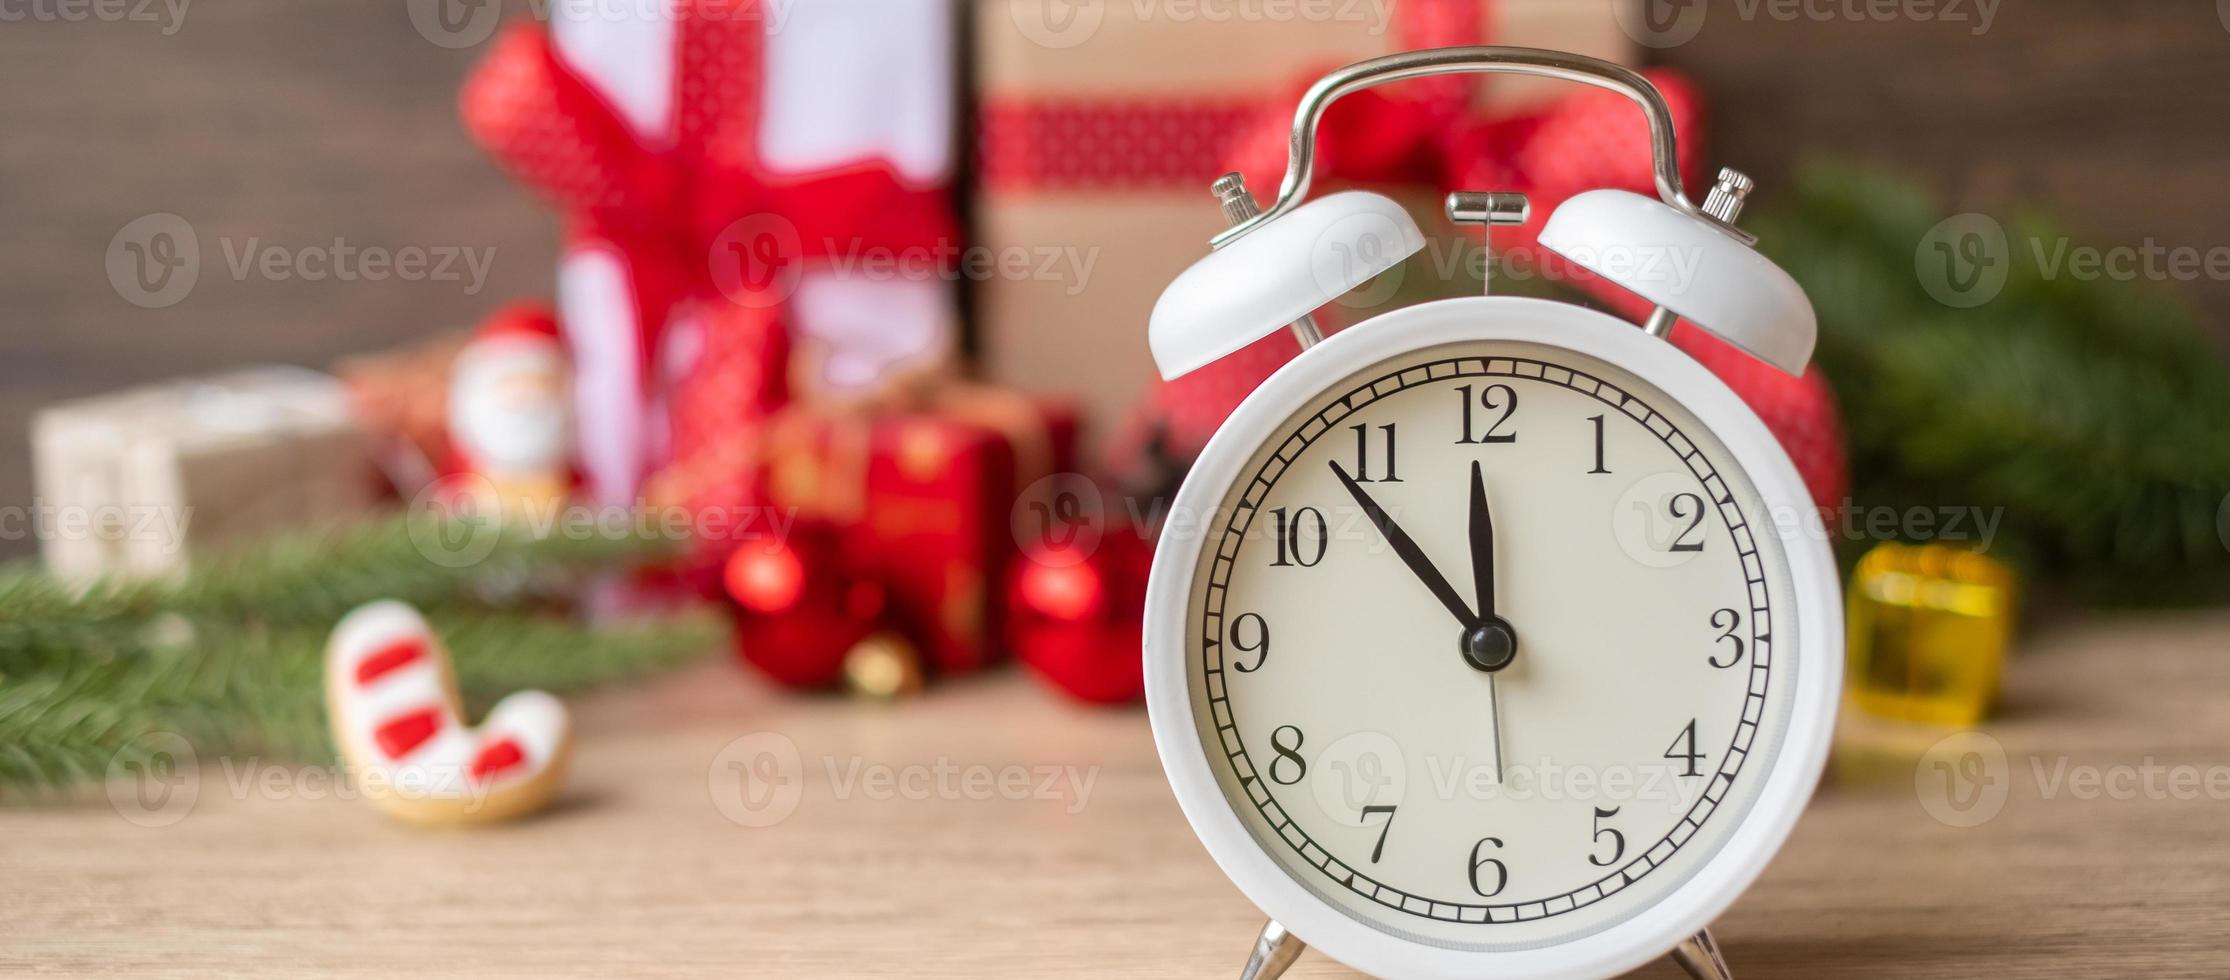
{"left": 758, "top": 385, "right": 1079, "bottom": 678}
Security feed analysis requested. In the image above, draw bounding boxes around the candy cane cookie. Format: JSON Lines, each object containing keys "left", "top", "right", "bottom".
{"left": 325, "top": 600, "right": 572, "bottom": 826}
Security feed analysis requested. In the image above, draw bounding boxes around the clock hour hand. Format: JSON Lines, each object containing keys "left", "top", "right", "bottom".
{"left": 1328, "top": 460, "right": 1476, "bottom": 629}
{"left": 1461, "top": 460, "right": 1520, "bottom": 674}
{"left": 1468, "top": 460, "right": 1496, "bottom": 622}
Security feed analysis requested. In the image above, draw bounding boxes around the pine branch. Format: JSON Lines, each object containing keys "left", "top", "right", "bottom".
{"left": 0, "top": 512, "right": 723, "bottom": 797}
{"left": 1753, "top": 162, "right": 2230, "bottom": 601}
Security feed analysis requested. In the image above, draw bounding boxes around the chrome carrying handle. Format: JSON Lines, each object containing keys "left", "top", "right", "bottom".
{"left": 1210, "top": 46, "right": 1728, "bottom": 249}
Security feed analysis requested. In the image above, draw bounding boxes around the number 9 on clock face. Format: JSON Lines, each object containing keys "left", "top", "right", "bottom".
{"left": 1176, "top": 333, "right": 1806, "bottom": 951}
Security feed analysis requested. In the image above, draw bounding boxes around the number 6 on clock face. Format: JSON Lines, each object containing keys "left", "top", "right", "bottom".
{"left": 1144, "top": 298, "right": 1840, "bottom": 980}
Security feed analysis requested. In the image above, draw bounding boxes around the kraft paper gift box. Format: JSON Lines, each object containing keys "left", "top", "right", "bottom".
{"left": 32, "top": 367, "right": 379, "bottom": 582}
{"left": 973, "top": 0, "right": 1640, "bottom": 424}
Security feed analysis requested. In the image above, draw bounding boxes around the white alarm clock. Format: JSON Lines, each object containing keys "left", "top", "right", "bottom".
{"left": 1141, "top": 48, "right": 1841, "bottom": 980}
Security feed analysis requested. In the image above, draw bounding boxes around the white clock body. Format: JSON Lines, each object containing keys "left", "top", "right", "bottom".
{"left": 1143, "top": 296, "right": 1840, "bottom": 980}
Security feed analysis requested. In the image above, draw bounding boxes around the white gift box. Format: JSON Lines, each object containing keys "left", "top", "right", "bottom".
{"left": 31, "top": 366, "right": 379, "bottom": 581}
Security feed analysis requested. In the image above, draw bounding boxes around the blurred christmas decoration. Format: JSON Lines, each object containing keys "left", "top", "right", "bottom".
{"left": 0, "top": 515, "right": 720, "bottom": 796}
{"left": 1754, "top": 164, "right": 2230, "bottom": 601}
{"left": 1845, "top": 543, "right": 2017, "bottom": 727}
{"left": 325, "top": 600, "right": 574, "bottom": 826}
{"left": 975, "top": 0, "right": 1643, "bottom": 424}
{"left": 452, "top": 0, "right": 1078, "bottom": 698}
{"left": 443, "top": 304, "right": 575, "bottom": 517}
{"left": 460, "top": 0, "right": 959, "bottom": 509}
{"left": 705, "top": 391, "right": 1081, "bottom": 692}
{"left": 337, "top": 331, "right": 470, "bottom": 494}
{"left": 723, "top": 528, "right": 883, "bottom": 689}
{"left": 30, "top": 367, "right": 379, "bottom": 583}
{"left": 843, "top": 632, "right": 927, "bottom": 701}
{"left": 1007, "top": 526, "right": 1154, "bottom": 704}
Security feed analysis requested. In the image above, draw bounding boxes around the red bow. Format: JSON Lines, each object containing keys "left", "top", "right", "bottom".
{"left": 458, "top": 2, "right": 956, "bottom": 505}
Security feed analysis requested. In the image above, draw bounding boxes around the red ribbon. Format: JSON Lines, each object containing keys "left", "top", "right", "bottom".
{"left": 459, "top": 1, "right": 956, "bottom": 503}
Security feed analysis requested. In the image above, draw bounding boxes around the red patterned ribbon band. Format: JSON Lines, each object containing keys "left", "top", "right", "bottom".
{"left": 977, "top": 98, "right": 1264, "bottom": 191}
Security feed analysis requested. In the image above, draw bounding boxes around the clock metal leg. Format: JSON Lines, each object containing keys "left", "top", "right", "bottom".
{"left": 1671, "top": 927, "right": 1732, "bottom": 980}
{"left": 1238, "top": 919, "right": 1306, "bottom": 980}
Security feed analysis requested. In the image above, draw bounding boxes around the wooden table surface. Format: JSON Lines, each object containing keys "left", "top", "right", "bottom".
{"left": 7, "top": 609, "right": 2230, "bottom": 978}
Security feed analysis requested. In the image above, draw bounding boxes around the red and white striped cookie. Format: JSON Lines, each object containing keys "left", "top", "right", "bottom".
{"left": 325, "top": 600, "right": 573, "bottom": 826}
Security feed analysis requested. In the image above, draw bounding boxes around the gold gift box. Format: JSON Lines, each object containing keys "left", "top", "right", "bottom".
{"left": 1845, "top": 542, "right": 2018, "bottom": 727}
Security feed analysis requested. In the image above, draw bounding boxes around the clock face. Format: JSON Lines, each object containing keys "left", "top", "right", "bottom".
{"left": 1185, "top": 339, "right": 1800, "bottom": 950}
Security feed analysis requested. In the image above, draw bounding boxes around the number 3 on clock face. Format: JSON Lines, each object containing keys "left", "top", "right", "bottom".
{"left": 1146, "top": 301, "right": 1840, "bottom": 976}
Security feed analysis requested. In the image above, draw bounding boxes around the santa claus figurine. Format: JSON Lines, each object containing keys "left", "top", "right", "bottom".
{"left": 446, "top": 304, "right": 575, "bottom": 517}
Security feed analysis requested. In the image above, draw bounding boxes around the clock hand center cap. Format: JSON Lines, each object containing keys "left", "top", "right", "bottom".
{"left": 1461, "top": 619, "right": 1518, "bottom": 673}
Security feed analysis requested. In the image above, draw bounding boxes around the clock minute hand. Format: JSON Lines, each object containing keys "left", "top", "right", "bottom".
{"left": 1329, "top": 460, "right": 1477, "bottom": 629}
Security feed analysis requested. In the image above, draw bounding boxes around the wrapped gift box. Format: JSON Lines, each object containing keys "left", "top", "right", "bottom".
{"left": 336, "top": 330, "right": 470, "bottom": 496}
{"left": 759, "top": 388, "right": 1080, "bottom": 675}
{"left": 973, "top": 0, "right": 1639, "bottom": 423}
{"left": 32, "top": 367, "right": 380, "bottom": 581}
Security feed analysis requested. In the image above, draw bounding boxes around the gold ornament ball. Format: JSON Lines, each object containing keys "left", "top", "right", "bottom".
{"left": 844, "top": 632, "right": 926, "bottom": 700}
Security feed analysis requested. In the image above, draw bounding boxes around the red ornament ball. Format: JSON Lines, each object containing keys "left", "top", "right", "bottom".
{"left": 723, "top": 529, "right": 884, "bottom": 690}
{"left": 1007, "top": 530, "right": 1152, "bottom": 705}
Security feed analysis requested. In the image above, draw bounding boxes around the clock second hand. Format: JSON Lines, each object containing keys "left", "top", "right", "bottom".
{"left": 1470, "top": 460, "right": 1516, "bottom": 786}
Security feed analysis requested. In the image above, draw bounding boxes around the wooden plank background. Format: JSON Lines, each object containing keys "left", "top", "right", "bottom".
{"left": 3, "top": 0, "right": 2227, "bottom": 559}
